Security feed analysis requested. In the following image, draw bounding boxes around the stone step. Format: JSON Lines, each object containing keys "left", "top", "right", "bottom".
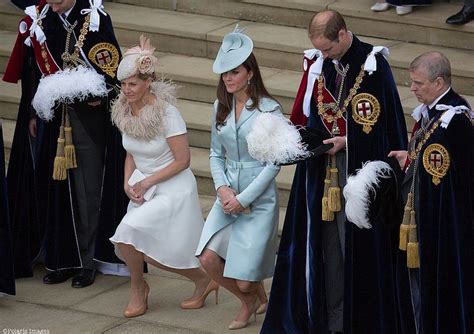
{"left": 1, "top": 54, "right": 474, "bottom": 140}
{"left": 115, "top": 0, "right": 474, "bottom": 50}
{"left": 1, "top": 4, "right": 473, "bottom": 95}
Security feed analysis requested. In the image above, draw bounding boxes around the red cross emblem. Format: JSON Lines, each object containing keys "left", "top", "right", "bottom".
{"left": 96, "top": 50, "right": 112, "bottom": 65}
{"left": 429, "top": 152, "right": 442, "bottom": 168}
{"left": 357, "top": 101, "right": 372, "bottom": 117}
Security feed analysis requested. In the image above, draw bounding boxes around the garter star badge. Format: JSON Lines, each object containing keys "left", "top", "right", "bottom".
{"left": 88, "top": 43, "right": 120, "bottom": 78}
{"left": 422, "top": 143, "right": 450, "bottom": 185}
{"left": 351, "top": 93, "right": 380, "bottom": 134}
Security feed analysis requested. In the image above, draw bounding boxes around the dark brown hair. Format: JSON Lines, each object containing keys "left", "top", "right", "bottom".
{"left": 215, "top": 52, "right": 274, "bottom": 129}
{"left": 308, "top": 10, "right": 347, "bottom": 42}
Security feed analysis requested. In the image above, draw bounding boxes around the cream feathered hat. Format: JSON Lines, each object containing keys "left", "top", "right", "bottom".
{"left": 117, "top": 35, "right": 158, "bottom": 81}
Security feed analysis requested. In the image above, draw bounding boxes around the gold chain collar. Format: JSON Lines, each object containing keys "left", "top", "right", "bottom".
{"left": 61, "top": 14, "right": 91, "bottom": 69}
{"left": 35, "top": 7, "right": 91, "bottom": 70}
{"left": 408, "top": 113, "right": 445, "bottom": 161}
{"left": 317, "top": 64, "right": 366, "bottom": 124}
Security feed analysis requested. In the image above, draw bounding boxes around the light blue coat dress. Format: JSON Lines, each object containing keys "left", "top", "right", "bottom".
{"left": 196, "top": 97, "right": 282, "bottom": 281}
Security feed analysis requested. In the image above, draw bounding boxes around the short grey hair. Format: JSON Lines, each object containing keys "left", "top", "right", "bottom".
{"left": 409, "top": 51, "right": 451, "bottom": 85}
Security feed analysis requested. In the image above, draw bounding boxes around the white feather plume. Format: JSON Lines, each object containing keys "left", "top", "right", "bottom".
{"left": 343, "top": 160, "right": 393, "bottom": 229}
{"left": 32, "top": 66, "right": 108, "bottom": 121}
{"left": 246, "top": 112, "right": 311, "bottom": 165}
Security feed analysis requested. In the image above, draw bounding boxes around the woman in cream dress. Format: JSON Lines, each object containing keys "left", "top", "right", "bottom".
{"left": 109, "top": 36, "right": 216, "bottom": 318}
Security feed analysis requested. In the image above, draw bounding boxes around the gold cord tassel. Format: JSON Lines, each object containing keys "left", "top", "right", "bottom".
{"left": 328, "top": 155, "right": 341, "bottom": 213}
{"left": 64, "top": 110, "right": 77, "bottom": 169}
{"left": 406, "top": 210, "right": 420, "bottom": 268}
{"left": 322, "top": 163, "right": 334, "bottom": 221}
{"left": 399, "top": 192, "right": 413, "bottom": 251}
{"left": 52, "top": 124, "right": 67, "bottom": 180}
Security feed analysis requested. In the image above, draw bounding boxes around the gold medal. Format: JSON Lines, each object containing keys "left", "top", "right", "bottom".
{"left": 422, "top": 143, "right": 450, "bottom": 185}
{"left": 351, "top": 93, "right": 381, "bottom": 134}
{"left": 88, "top": 42, "right": 120, "bottom": 78}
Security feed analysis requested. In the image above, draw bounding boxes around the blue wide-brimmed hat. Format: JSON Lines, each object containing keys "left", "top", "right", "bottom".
{"left": 212, "top": 25, "right": 254, "bottom": 74}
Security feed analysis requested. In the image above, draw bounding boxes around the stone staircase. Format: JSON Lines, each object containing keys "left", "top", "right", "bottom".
{"left": 1, "top": 0, "right": 473, "bottom": 231}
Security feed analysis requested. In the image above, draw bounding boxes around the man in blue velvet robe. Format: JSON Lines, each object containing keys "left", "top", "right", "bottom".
{"left": 3, "top": 0, "right": 128, "bottom": 287}
{"left": 261, "top": 10, "right": 408, "bottom": 333}
{"left": 394, "top": 51, "right": 473, "bottom": 333}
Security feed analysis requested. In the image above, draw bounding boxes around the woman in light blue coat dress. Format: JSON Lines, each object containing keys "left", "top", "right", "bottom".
{"left": 196, "top": 27, "right": 282, "bottom": 330}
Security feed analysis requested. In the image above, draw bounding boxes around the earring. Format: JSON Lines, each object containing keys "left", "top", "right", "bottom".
{"left": 247, "top": 79, "right": 250, "bottom": 85}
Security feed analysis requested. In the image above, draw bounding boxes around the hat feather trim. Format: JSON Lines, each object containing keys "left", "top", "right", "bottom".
{"left": 247, "top": 112, "right": 311, "bottom": 165}
{"left": 343, "top": 160, "right": 392, "bottom": 229}
{"left": 33, "top": 65, "right": 108, "bottom": 121}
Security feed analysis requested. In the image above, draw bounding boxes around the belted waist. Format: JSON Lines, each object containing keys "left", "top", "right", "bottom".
{"left": 226, "top": 159, "right": 264, "bottom": 169}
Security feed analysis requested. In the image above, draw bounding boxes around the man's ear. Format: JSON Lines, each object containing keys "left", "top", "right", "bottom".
{"left": 434, "top": 76, "right": 445, "bottom": 90}
{"left": 338, "top": 29, "right": 347, "bottom": 42}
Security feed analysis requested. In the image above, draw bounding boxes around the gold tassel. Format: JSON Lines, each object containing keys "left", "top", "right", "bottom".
{"left": 64, "top": 111, "right": 77, "bottom": 169}
{"left": 322, "top": 194, "right": 335, "bottom": 221}
{"left": 52, "top": 125, "right": 67, "bottom": 180}
{"left": 399, "top": 193, "right": 413, "bottom": 251}
{"left": 328, "top": 155, "right": 341, "bottom": 212}
{"left": 322, "top": 163, "right": 334, "bottom": 221}
{"left": 407, "top": 225, "right": 420, "bottom": 268}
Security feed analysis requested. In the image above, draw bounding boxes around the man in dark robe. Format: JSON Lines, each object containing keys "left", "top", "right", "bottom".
{"left": 393, "top": 51, "right": 473, "bottom": 333}
{"left": 3, "top": 0, "right": 128, "bottom": 287}
{"left": 261, "top": 10, "right": 408, "bottom": 334}
{"left": 0, "top": 121, "right": 15, "bottom": 296}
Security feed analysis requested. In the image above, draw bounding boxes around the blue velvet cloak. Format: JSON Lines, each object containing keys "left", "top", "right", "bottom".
{"left": 5, "top": 0, "right": 128, "bottom": 274}
{"left": 398, "top": 89, "right": 474, "bottom": 333}
{"left": 261, "top": 36, "right": 409, "bottom": 334}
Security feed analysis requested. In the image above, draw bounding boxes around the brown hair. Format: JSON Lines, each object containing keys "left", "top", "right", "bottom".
{"left": 308, "top": 10, "right": 347, "bottom": 42}
{"left": 215, "top": 52, "right": 274, "bottom": 129}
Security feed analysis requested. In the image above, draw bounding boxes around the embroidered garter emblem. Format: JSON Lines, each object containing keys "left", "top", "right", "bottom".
{"left": 88, "top": 42, "right": 120, "bottom": 78}
{"left": 351, "top": 93, "right": 381, "bottom": 134}
{"left": 422, "top": 143, "right": 450, "bottom": 185}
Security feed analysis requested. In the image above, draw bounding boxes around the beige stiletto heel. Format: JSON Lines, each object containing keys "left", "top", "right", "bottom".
{"left": 180, "top": 280, "right": 219, "bottom": 309}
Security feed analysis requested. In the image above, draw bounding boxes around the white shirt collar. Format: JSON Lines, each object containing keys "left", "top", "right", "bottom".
{"left": 428, "top": 87, "right": 451, "bottom": 110}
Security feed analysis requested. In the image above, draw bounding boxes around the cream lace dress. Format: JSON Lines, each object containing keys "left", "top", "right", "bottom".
{"left": 109, "top": 82, "right": 203, "bottom": 269}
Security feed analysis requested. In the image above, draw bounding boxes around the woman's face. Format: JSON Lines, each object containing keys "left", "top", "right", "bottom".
{"left": 121, "top": 75, "right": 151, "bottom": 104}
{"left": 221, "top": 65, "right": 253, "bottom": 96}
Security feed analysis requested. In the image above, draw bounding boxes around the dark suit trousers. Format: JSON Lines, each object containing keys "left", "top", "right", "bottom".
{"left": 69, "top": 101, "right": 106, "bottom": 270}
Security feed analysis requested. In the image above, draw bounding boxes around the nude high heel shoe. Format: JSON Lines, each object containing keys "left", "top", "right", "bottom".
{"left": 228, "top": 297, "right": 258, "bottom": 330}
{"left": 123, "top": 281, "right": 149, "bottom": 318}
{"left": 180, "top": 280, "right": 219, "bottom": 309}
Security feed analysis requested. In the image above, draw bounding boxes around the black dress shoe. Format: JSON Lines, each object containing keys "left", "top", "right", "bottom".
{"left": 446, "top": 5, "right": 474, "bottom": 25}
{"left": 43, "top": 269, "right": 78, "bottom": 284}
{"left": 71, "top": 269, "right": 96, "bottom": 288}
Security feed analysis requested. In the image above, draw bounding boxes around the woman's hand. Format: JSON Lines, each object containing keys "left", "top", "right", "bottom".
{"left": 131, "top": 178, "right": 151, "bottom": 198}
{"left": 222, "top": 196, "right": 244, "bottom": 215}
{"left": 217, "top": 185, "right": 237, "bottom": 204}
{"left": 125, "top": 184, "right": 144, "bottom": 204}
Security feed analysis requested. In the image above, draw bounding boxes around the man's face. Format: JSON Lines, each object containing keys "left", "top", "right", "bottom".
{"left": 47, "top": 0, "right": 75, "bottom": 15}
{"left": 409, "top": 67, "right": 442, "bottom": 106}
{"left": 310, "top": 31, "right": 346, "bottom": 60}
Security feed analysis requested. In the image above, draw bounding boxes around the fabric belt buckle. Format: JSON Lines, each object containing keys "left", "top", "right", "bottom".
{"left": 226, "top": 159, "right": 264, "bottom": 169}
